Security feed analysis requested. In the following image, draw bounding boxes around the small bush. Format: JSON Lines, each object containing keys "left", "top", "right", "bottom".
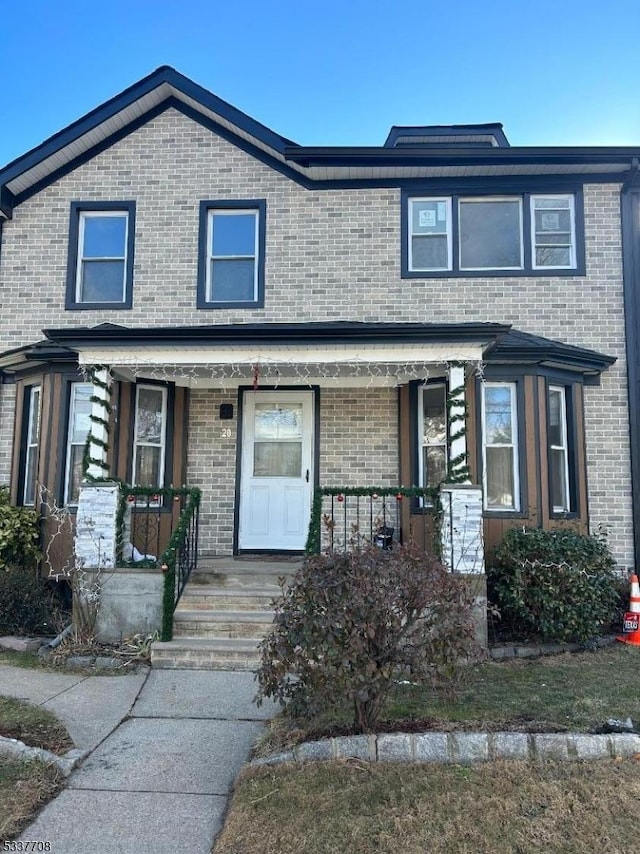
{"left": 488, "top": 527, "right": 619, "bottom": 643}
{"left": 0, "top": 486, "right": 40, "bottom": 571}
{"left": 256, "top": 545, "right": 479, "bottom": 733}
{"left": 0, "top": 567, "right": 64, "bottom": 636}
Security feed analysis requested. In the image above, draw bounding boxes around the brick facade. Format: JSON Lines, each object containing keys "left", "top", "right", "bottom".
{"left": 0, "top": 108, "right": 633, "bottom": 564}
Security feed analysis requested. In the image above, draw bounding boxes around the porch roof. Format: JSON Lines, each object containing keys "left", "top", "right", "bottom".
{"left": 41, "top": 322, "right": 508, "bottom": 387}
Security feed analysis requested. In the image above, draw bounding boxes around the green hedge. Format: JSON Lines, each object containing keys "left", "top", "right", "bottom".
{"left": 488, "top": 527, "right": 620, "bottom": 643}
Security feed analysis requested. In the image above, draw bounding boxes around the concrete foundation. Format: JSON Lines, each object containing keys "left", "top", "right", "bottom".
{"left": 77, "top": 566, "right": 165, "bottom": 643}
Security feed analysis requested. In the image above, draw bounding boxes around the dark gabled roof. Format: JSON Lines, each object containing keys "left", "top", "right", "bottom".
{"left": 43, "top": 320, "right": 510, "bottom": 348}
{"left": 485, "top": 329, "right": 616, "bottom": 373}
{"left": 0, "top": 66, "right": 303, "bottom": 215}
{"left": 2, "top": 67, "right": 640, "bottom": 218}
{"left": 0, "top": 339, "right": 77, "bottom": 371}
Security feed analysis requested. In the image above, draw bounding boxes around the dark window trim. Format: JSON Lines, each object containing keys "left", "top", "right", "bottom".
{"left": 17, "top": 382, "right": 41, "bottom": 507}
{"left": 622, "top": 187, "right": 640, "bottom": 569}
{"left": 545, "top": 379, "right": 580, "bottom": 520}
{"left": 476, "top": 372, "right": 529, "bottom": 518}
{"left": 408, "top": 377, "right": 448, "bottom": 513}
{"left": 65, "top": 201, "right": 136, "bottom": 310}
{"left": 401, "top": 186, "right": 585, "bottom": 278}
{"left": 197, "top": 199, "right": 266, "bottom": 309}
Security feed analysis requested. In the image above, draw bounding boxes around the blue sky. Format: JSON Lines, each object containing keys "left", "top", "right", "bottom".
{"left": 1, "top": 0, "right": 639, "bottom": 167}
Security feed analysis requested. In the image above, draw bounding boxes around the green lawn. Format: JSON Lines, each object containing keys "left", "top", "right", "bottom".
{"left": 257, "top": 645, "right": 640, "bottom": 754}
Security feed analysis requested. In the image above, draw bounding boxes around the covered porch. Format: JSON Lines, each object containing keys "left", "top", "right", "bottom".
{"left": 51, "top": 320, "right": 505, "bottom": 565}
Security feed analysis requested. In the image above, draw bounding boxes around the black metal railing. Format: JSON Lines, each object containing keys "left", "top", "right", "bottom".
{"left": 119, "top": 485, "right": 201, "bottom": 640}
{"left": 305, "top": 486, "right": 440, "bottom": 555}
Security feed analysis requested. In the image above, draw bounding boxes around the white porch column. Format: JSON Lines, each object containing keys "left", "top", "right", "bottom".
{"left": 75, "top": 482, "right": 120, "bottom": 569}
{"left": 447, "top": 363, "right": 469, "bottom": 483}
{"left": 86, "top": 367, "right": 111, "bottom": 480}
{"left": 440, "top": 484, "right": 485, "bottom": 574}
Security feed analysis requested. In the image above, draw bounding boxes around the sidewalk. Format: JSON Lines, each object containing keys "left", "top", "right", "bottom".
{"left": 1, "top": 664, "right": 275, "bottom": 854}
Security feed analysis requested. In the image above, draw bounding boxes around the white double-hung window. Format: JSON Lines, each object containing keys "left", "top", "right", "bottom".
{"left": 408, "top": 198, "right": 452, "bottom": 272}
{"left": 418, "top": 383, "right": 448, "bottom": 489}
{"left": 132, "top": 385, "right": 167, "bottom": 488}
{"left": 198, "top": 200, "right": 266, "bottom": 308}
{"left": 23, "top": 386, "right": 41, "bottom": 506}
{"left": 548, "top": 386, "right": 571, "bottom": 512}
{"left": 531, "top": 195, "right": 576, "bottom": 269}
{"left": 65, "top": 383, "right": 93, "bottom": 504}
{"left": 76, "top": 211, "right": 129, "bottom": 303}
{"left": 481, "top": 382, "right": 520, "bottom": 510}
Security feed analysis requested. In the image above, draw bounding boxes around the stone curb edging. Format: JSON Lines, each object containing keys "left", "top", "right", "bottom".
{"left": 489, "top": 635, "right": 617, "bottom": 661}
{"left": 252, "top": 730, "right": 640, "bottom": 767}
{"left": 0, "top": 735, "right": 90, "bottom": 777}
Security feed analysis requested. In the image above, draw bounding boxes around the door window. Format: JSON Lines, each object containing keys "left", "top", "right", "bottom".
{"left": 253, "top": 404, "right": 303, "bottom": 477}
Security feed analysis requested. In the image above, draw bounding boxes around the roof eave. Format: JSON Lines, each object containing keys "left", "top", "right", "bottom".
{"left": 44, "top": 322, "right": 512, "bottom": 349}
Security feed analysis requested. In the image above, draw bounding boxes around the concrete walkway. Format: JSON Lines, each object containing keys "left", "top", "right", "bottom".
{"left": 2, "top": 664, "right": 275, "bottom": 854}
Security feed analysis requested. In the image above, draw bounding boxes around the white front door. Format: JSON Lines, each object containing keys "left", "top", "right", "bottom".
{"left": 238, "top": 390, "right": 314, "bottom": 550}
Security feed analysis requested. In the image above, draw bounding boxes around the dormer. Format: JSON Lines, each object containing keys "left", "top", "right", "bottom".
{"left": 384, "top": 123, "right": 510, "bottom": 149}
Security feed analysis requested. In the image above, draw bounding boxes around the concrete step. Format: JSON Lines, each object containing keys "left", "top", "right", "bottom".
{"left": 151, "top": 637, "right": 262, "bottom": 671}
{"left": 179, "top": 587, "right": 280, "bottom": 611}
{"left": 172, "top": 609, "right": 274, "bottom": 639}
{"left": 188, "top": 572, "right": 287, "bottom": 590}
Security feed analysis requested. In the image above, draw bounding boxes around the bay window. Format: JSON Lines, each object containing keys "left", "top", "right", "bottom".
{"left": 64, "top": 383, "right": 93, "bottom": 504}
{"left": 22, "top": 385, "right": 41, "bottom": 506}
{"left": 548, "top": 386, "right": 571, "bottom": 512}
{"left": 481, "top": 382, "right": 520, "bottom": 510}
{"left": 132, "top": 385, "right": 167, "bottom": 488}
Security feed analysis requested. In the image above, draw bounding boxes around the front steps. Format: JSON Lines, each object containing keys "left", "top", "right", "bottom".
{"left": 151, "top": 557, "right": 299, "bottom": 670}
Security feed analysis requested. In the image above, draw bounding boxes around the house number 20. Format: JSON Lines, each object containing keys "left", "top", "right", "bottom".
{"left": 221, "top": 428, "right": 232, "bottom": 438}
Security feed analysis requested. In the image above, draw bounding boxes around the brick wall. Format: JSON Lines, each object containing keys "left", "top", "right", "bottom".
{"left": 0, "top": 108, "right": 632, "bottom": 564}
{"left": 0, "top": 384, "right": 16, "bottom": 485}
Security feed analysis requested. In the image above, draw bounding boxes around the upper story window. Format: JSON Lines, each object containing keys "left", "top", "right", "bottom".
{"left": 66, "top": 202, "right": 135, "bottom": 310}
{"left": 197, "top": 200, "right": 266, "bottom": 309}
{"left": 22, "top": 385, "right": 41, "bottom": 506}
{"left": 403, "top": 190, "right": 582, "bottom": 277}
{"left": 481, "top": 382, "right": 520, "bottom": 511}
{"left": 132, "top": 385, "right": 167, "bottom": 488}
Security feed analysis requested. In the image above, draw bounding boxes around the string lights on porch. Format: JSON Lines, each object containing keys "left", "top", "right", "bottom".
{"left": 94, "top": 356, "right": 483, "bottom": 389}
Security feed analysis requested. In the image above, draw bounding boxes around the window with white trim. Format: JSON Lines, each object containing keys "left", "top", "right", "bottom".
{"left": 531, "top": 195, "right": 576, "bottom": 269}
{"left": 132, "top": 386, "right": 167, "bottom": 488}
{"left": 404, "top": 191, "right": 580, "bottom": 275}
{"left": 548, "top": 386, "right": 571, "bottom": 512}
{"left": 418, "top": 383, "right": 448, "bottom": 489}
{"left": 64, "top": 383, "right": 93, "bottom": 505}
{"left": 409, "top": 198, "right": 452, "bottom": 272}
{"left": 482, "top": 382, "right": 520, "bottom": 510}
{"left": 76, "top": 211, "right": 129, "bottom": 303}
{"left": 23, "top": 386, "right": 41, "bottom": 506}
{"left": 207, "top": 209, "right": 259, "bottom": 303}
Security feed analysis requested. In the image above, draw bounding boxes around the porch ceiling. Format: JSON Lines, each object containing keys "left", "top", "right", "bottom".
{"left": 78, "top": 341, "right": 487, "bottom": 388}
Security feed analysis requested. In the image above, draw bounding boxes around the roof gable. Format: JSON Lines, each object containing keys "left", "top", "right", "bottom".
{"left": 2, "top": 67, "right": 640, "bottom": 218}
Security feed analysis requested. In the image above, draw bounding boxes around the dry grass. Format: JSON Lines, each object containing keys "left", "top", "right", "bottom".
{"left": 0, "top": 696, "right": 72, "bottom": 754}
{"left": 0, "top": 758, "right": 64, "bottom": 841}
{"left": 214, "top": 759, "right": 640, "bottom": 854}
{"left": 256, "top": 645, "right": 640, "bottom": 755}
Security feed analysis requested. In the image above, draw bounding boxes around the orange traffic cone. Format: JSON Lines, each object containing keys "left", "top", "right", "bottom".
{"left": 617, "top": 574, "right": 640, "bottom": 646}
